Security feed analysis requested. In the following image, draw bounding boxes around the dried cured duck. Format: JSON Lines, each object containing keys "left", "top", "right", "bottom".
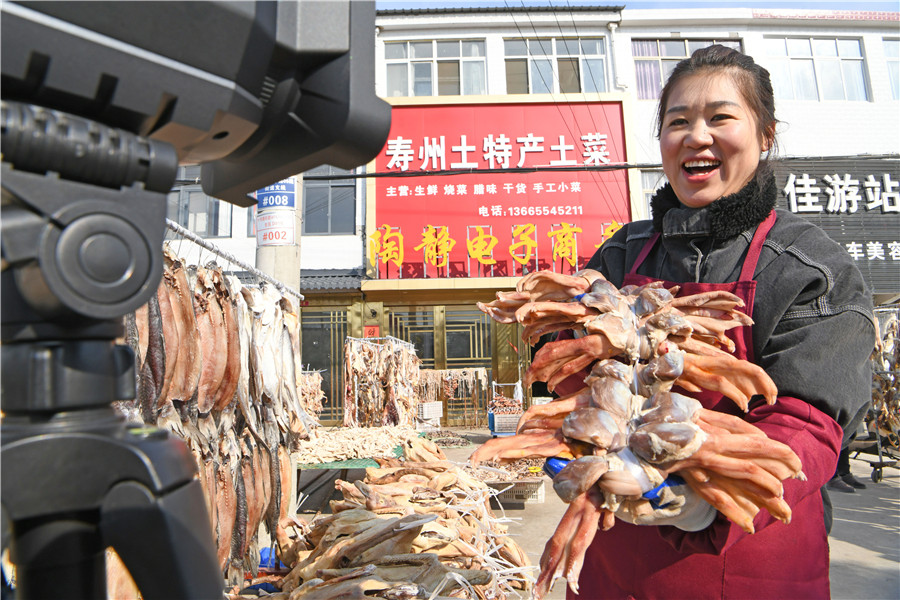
{"left": 475, "top": 270, "right": 803, "bottom": 598}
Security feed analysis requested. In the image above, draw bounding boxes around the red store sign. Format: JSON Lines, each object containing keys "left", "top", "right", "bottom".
{"left": 369, "top": 101, "right": 633, "bottom": 279}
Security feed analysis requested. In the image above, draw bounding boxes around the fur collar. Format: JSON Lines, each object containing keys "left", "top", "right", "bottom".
{"left": 650, "top": 174, "right": 777, "bottom": 240}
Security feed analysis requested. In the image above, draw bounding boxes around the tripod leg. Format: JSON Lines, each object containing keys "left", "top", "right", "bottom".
{"left": 101, "top": 480, "right": 222, "bottom": 600}
{"left": 12, "top": 516, "right": 105, "bottom": 600}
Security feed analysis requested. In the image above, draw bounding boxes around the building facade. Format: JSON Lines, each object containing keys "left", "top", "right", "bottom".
{"left": 168, "top": 6, "right": 900, "bottom": 424}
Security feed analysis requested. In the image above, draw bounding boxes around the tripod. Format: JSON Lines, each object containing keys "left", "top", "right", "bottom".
{"left": 1, "top": 102, "right": 223, "bottom": 599}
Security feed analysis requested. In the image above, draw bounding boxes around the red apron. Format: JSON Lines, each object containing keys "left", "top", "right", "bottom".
{"left": 567, "top": 212, "right": 834, "bottom": 599}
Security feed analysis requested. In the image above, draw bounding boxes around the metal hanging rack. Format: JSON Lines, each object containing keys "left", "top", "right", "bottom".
{"left": 165, "top": 218, "right": 304, "bottom": 300}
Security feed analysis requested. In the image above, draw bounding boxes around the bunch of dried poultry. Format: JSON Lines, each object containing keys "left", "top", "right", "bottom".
{"left": 119, "top": 245, "right": 321, "bottom": 586}
{"left": 230, "top": 436, "right": 533, "bottom": 600}
{"left": 474, "top": 269, "right": 803, "bottom": 598}
{"left": 344, "top": 337, "right": 421, "bottom": 428}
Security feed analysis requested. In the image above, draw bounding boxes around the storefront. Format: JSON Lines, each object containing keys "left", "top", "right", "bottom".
{"left": 772, "top": 156, "right": 900, "bottom": 305}
{"left": 329, "top": 96, "right": 640, "bottom": 425}
{"left": 299, "top": 96, "right": 640, "bottom": 424}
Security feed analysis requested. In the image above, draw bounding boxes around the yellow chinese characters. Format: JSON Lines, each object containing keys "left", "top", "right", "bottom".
{"left": 548, "top": 223, "right": 583, "bottom": 267}
{"left": 509, "top": 224, "right": 537, "bottom": 265}
{"left": 415, "top": 225, "right": 456, "bottom": 267}
{"left": 467, "top": 226, "right": 498, "bottom": 265}
{"left": 594, "top": 221, "right": 623, "bottom": 248}
{"left": 369, "top": 224, "right": 405, "bottom": 268}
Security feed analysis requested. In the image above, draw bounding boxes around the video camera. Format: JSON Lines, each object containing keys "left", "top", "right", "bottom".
{"left": 0, "top": 2, "right": 390, "bottom": 598}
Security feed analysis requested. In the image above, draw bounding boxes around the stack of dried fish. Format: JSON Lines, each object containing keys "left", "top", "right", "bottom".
{"left": 474, "top": 269, "right": 803, "bottom": 597}
{"left": 293, "top": 426, "right": 418, "bottom": 465}
{"left": 872, "top": 307, "right": 899, "bottom": 446}
{"left": 344, "top": 337, "right": 421, "bottom": 427}
{"left": 231, "top": 436, "right": 532, "bottom": 599}
{"left": 119, "top": 245, "right": 321, "bottom": 586}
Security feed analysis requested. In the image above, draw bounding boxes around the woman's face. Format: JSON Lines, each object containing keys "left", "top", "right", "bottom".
{"left": 660, "top": 72, "right": 766, "bottom": 208}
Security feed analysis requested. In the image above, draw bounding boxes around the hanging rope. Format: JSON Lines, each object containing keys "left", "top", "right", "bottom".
{"left": 165, "top": 219, "right": 305, "bottom": 300}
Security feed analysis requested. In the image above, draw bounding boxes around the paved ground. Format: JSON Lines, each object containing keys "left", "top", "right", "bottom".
{"left": 440, "top": 428, "right": 900, "bottom": 600}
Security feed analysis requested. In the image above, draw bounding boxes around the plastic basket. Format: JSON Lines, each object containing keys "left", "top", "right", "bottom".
{"left": 486, "top": 479, "right": 546, "bottom": 504}
{"left": 488, "top": 411, "right": 521, "bottom": 434}
{"left": 417, "top": 401, "right": 443, "bottom": 420}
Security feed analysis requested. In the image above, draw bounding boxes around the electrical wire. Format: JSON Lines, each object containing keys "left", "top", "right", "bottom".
{"left": 165, "top": 218, "right": 305, "bottom": 300}
{"left": 300, "top": 161, "right": 663, "bottom": 180}
{"left": 506, "top": 1, "right": 628, "bottom": 226}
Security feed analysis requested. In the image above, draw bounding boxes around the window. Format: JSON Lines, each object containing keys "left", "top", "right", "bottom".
{"left": 385, "top": 39, "right": 486, "bottom": 97}
{"left": 504, "top": 37, "right": 607, "bottom": 94}
{"left": 642, "top": 169, "right": 668, "bottom": 213}
{"left": 764, "top": 37, "right": 868, "bottom": 101}
{"left": 632, "top": 39, "right": 742, "bottom": 100}
{"left": 166, "top": 166, "right": 232, "bottom": 238}
{"left": 885, "top": 39, "right": 900, "bottom": 100}
{"left": 302, "top": 165, "right": 356, "bottom": 235}
{"left": 246, "top": 205, "right": 256, "bottom": 237}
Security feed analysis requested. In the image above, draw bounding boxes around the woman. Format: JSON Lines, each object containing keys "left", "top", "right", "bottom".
{"left": 565, "top": 45, "right": 875, "bottom": 598}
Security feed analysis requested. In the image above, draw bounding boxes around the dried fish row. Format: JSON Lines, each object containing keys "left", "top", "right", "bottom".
{"left": 417, "top": 368, "right": 488, "bottom": 409}
{"left": 121, "top": 245, "right": 325, "bottom": 589}
{"left": 343, "top": 337, "right": 421, "bottom": 428}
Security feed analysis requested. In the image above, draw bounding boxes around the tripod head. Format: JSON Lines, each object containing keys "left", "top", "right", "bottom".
{"left": 1, "top": 2, "right": 391, "bottom": 598}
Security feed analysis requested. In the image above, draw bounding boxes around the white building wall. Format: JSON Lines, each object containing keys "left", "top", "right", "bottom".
{"left": 201, "top": 7, "right": 899, "bottom": 276}
{"left": 612, "top": 9, "right": 900, "bottom": 164}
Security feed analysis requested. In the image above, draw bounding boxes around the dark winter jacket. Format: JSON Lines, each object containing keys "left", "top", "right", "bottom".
{"left": 587, "top": 174, "right": 876, "bottom": 439}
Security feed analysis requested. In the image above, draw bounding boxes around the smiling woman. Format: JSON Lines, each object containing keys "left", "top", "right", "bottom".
{"left": 654, "top": 47, "right": 778, "bottom": 208}
{"left": 659, "top": 75, "right": 765, "bottom": 207}
{"left": 558, "top": 44, "right": 876, "bottom": 599}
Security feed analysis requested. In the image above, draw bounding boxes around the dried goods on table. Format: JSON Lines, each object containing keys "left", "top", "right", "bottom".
{"left": 463, "top": 458, "right": 546, "bottom": 482}
{"left": 490, "top": 381, "right": 524, "bottom": 415}
{"left": 344, "top": 337, "right": 421, "bottom": 427}
{"left": 239, "top": 435, "right": 532, "bottom": 600}
{"left": 474, "top": 269, "right": 803, "bottom": 598}
{"left": 426, "top": 430, "right": 473, "bottom": 449}
{"left": 293, "top": 426, "right": 419, "bottom": 466}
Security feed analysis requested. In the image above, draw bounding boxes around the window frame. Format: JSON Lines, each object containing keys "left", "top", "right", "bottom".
{"left": 764, "top": 36, "right": 870, "bottom": 102}
{"left": 301, "top": 165, "right": 357, "bottom": 236}
{"left": 884, "top": 38, "right": 900, "bottom": 100}
{"left": 631, "top": 38, "right": 743, "bottom": 100}
{"left": 504, "top": 36, "right": 608, "bottom": 95}
{"left": 166, "top": 166, "right": 232, "bottom": 238}
{"left": 384, "top": 39, "right": 487, "bottom": 97}
{"left": 641, "top": 169, "right": 668, "bottom": 217}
